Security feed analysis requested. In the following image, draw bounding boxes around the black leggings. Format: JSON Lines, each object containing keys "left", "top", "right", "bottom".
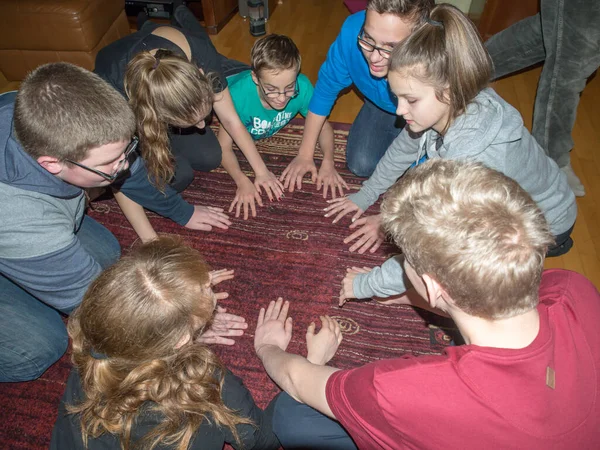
{"left": 547, "top": 224, "right": 575, "bottom": 258}
{"left": 168, "top": 125, "right": 222, "bottom": 193}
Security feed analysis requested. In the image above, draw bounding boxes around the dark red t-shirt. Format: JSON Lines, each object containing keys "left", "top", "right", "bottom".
{"left": 326, "top": 270, "right": 600, "bottom": 449}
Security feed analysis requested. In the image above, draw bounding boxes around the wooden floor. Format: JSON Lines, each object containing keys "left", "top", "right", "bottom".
{"left": 211, "top": 0, "right": 600, "bottom": 287}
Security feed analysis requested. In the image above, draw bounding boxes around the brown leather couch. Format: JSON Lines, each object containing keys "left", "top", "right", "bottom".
{"left": 0, "top": 0, "right": 130, "bottom": 91}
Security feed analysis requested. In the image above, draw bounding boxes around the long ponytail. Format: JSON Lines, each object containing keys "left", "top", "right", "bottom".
{"left": 125, "top": 50, "right": 214, "bottom": 191}
{"left": 389, "top": 3, "right": 492, "bottom": 132}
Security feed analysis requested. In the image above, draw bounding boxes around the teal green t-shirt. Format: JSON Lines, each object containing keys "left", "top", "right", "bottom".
{"left": 227, "top": 70, "right": 314, "bottom": 140}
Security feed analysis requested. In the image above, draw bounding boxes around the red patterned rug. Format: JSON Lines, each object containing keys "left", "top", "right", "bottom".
{"left": 0, "top": 120, "right": 454, "bottom": 449}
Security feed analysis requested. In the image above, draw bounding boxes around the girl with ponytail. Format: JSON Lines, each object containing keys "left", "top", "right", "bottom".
{"left": 329, "top": 4, "right": 577, "bottom": 305}
{"left": 94, "top": 6, "right": 283, "bottom": 242}
{"left": 51, "top": 236, "right": 280, "bottom": 450}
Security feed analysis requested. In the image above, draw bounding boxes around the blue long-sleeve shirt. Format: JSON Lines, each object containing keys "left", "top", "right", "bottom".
{"left": 308, "top": 11, "right": 397, "bottom": 117}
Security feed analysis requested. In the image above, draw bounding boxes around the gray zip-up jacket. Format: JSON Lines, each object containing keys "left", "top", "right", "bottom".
{"left": 350, "top": 87, "right": 577, "bottom": 299}
{"left": 0, "top": 92, "right": 104, "bottom": 311}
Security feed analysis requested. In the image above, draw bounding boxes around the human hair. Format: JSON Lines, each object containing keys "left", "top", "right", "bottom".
{"left": 67, "top": 236, "right": 250, "bottom": 450}
{"left": 388, "top": 3, "right": 492, "bottom": 134}
{"left": 367, "top": 0, "right": 433, "bottom": 24}
{"left": 251, "top": 34, "right": 301, "bottom": 75}
{"left": 381, "top": 159, "right": 554, "bottom": 320}
{"left": 124, "top": 50, "right": 215, "bottom": 191}
{"left": 13, "top": 62, "right": 135, "bottom": 162}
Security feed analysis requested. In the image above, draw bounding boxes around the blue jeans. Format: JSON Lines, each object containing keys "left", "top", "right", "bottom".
{"left": 346, "top": 98, "right": 405, "bottom": 177}
{"left": 272, "top": 393, "right": 358, "bottom": 449}
{"left": 0, "top": 216, "right": 120, "bottom": 382}
{"left": 485, "top": 0, "right": 600, "bottom": 168}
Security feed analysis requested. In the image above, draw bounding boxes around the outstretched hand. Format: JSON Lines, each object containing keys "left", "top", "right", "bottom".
{"left": 323, "top": 197, "right": 364, "bottom": 224}
{"left": 254, "top": 171, "right": 285, "bottom": 202}
{"left": 229, "top": 176, "right": 263, "bottom": 220}
{"left": 185, "top": 205, "right": 232, "bottom": 232}
{"left": 197, "top": 306, "right": 248, "bottom": 345}
{"left": 316, "top": 160, "right": 348, "bottom": 199}
{"left": 344, "top": 214, "right": 385, "bottom": 254}
{"left": 339, "top": 266, "right": 373, "bottom": 307}
{"left": 280, "top": 155, "right": 318, "bottom": 193}
{"left": 306, "top": 316, "right": 343, "bottom": 365}
{"left": 254, "top": 298, "right": 293, "bottom": 356}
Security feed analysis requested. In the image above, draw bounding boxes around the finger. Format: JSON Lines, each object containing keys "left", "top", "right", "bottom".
{"left": 265, "top": 185, "right": 274, "bottom": 202}
{"left": 332, "top": 208, "right": 353, "bottom": 224}
{"left": 235, "top": 199, "right": 242, "bottom": 219}
{"left": 356, "top": 237, "right": 376, "bottom": 255}
{"left": 207, "top": 207, "right": 225, "bottom": 213}
{"left": 348, "top": 217, "right": 367, "bottom": 230}
{"left": 284, "top": 316, "right": 293, "bottom": 335}
{"left": 264, "top": 300, "right": 276, "bottom": 321}
{"left": 280, "top": 165, "right": 290, "bottom": 181}
{"left": 228, "top": 199, "right": 236, "bottom": 214}
{"left": 214, "top": 292, "right": 229, "bottom": 301}
{"left": 343, "top": 228, "right": 365, "bottom": 245}
{"left": 349, "top": 235, "right": 372, "bottom": 253}
{"left": 254, "top": 191, "right": 263, "bottom": 208}
{"left": 250, "top": 198, "right": 257, "bottom": 218}
{"left": 278, "top": 299, "right": 290, "bottom": 321}
{"left": 310, "top": 166, "right": 318, "bottom": 183}
{"left": 282, "top": 170, "right": 293, "bottom": 190}
{"left": 295, "top": 173, "right": 303, "bottom": 192}
{"left": 257, "top": 307, "right": 266, "bottom": 326}
{"left": 306, "top": 321, "right": 316, "bottom": 338}
{"left": 369, "top": 239, "right": 383, "bottom": 254}
{"left": 351, "top": 210, "right": 364, "bottom": 223}
{"left": 323, "top": 182, "right": 330, "bottom": 200}
{"left": 242, "top": 200, "right": 249, "bottom": 221}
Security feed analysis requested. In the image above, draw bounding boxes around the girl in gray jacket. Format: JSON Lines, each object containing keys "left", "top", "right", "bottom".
{"left": 325, "top": 4, "right": 577, "bottom": 305}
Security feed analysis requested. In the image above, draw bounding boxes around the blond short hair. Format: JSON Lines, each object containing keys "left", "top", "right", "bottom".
{"left": 251, "top": 34, "right": 301, "bottom": 75}
{"left": 381, "top": 160, "right": 554, "bottom": 319}
{"left": 14, "top": 62, "right": 135, "bottom": 162}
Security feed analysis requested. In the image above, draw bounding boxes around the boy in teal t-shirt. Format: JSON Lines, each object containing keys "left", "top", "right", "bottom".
{"left": 227, "top": 70, "right": 314, "bottom": 139}
{"left": 218, "top": 35, "right": 347, "bottom": 220}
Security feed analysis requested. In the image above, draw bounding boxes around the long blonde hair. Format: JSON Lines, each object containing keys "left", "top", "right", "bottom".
{"left": 124, "top": 50, "right": 214, "bottom": 191}
{"left": 67, "top": 237, "right": 250, "bottom": 450}
{"left": 388, "top": 3, "right": 492, "bottom": 134}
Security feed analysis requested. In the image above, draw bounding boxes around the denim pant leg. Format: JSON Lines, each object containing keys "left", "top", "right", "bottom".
{"left": 532, "top": 0, "right": 600, "bottom": 168}
{"left": 0, "top": 276, "right": 68, "bottom": 382}
{"left": 346, "top": 99, "right": 404, "bottom": 177}
{"left": 485, "top": 14, "right": 546, "bottom": 80}
{"left": 76, "top": 215, "right": 121, "bottom": 271}
{"left": 272, "top": 392, "right": 358, "bottom": 450}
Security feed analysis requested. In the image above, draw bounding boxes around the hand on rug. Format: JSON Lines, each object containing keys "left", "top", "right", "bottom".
{"left": 185, "top": 205, "right": 232, "bottom": 231}
{"left": 197, "top": 306, "right": 248, "bottom": 346}
{"left": 229, "top": 176, "right": 263, "bottom": 220}
{"left": 254, "top": 298, "right": 293, "bottom": 355}
{"left": 254, "top": 170, "right": 285, "bottom": 202}
{"left": 324, "top": 196, "right": 364, "bottom": 224}
{"left": 339, "top": 266, "right": 373, "bottom": 306}
{"left": 306, "top": 316, "right": 343, "bottom": 365}
{"left": 280, "top": 154, "right": 318, "bottom": 193}
{"left": 344, "top": 214, "right": 385, "bottom": 254}
{"left": 317, "top": 159, "right": 348, "bottom": 199}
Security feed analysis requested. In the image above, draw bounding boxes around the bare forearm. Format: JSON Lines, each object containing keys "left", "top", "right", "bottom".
{"left": 317, "top": 120, "right": 335, "bottom": 162}
{"left": 299, "top": 112, "right": 328, "bottom": 158}
{"left": 113, "top": 190, "right": 158, "bottom": 243}
{"left": 257, "top": 344, "right": 338, "bottom": 417}
{"left": 218, "top": 126, "right": 251, "bottom": 185}
{"left": 223, "top": 121, "right": 268, "bottom": 175}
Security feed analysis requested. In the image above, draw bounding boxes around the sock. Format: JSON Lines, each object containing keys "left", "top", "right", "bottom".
{"left": 561, "top": 163, "right": 585, "bottom": 197}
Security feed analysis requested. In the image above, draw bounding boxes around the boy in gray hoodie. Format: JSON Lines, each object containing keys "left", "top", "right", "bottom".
{"left": 0, "top": 63, "right": 136, "bottom": 382}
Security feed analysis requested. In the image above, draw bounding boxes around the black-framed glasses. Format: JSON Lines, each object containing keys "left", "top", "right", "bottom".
{"left": 357, "top": 28, "right": 393, "bottom": 59}
{"left": 256, "top": 79, "right": 299, "bottom": 99}
{"left": 66, "top": 136, "right": 139, "bottom": 182}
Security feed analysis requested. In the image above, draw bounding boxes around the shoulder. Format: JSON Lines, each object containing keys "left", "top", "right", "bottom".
{"left": 227, "top": 70, "right": 253, "bottom": 90}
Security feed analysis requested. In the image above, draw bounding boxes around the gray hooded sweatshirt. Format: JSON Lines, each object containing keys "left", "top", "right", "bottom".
{"left": 0, "top": 92, "right": 105, "bottom": 311}
{"left": 349, "top": 88, "right": 577, "bottom": 299}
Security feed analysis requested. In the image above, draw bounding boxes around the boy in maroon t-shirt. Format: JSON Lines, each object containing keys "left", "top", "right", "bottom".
{"left": 254, "top": 159, "right": 600, "bottom": 449}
